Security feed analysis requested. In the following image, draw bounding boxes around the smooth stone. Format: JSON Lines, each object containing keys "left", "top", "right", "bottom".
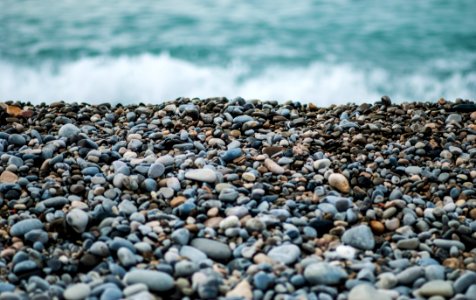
{"left": 405, "top": 166, "right": 422, "bottom": 175}
{"left": 396, "top": 266, "right": 424, "bottom": 285}
{"left": 328, "top": 173, "right": 350, "bottom": 193}
{"left": 415, "top": 280, "right": 454, "bottom": 298}
{"left": 253, "top": 271, "right": 274, "bottom": 290}
{"left": 58, "top": 124, "right": 81, "bottom": 138}
{"left": 425, "top": 265, "right": 445, "bottom": 281}
{"left": 397, "top": 238, "right": 420, "bottom": 250}
{"left": 174, "top": 260, "right": 198, "bottom": 277}
{"left": 0, "top": 170, "right": 18, "bottom": 183}
{"left": 123, "top": 270, "right": 174, "bottom": 292}
{"left": 100, "top": 288, "right": 122, "bottom": 300}
{"left": 267, "top": 244, "right": 301, "bottom": 265}
{"left": 148, "top": 163, "right": 165, "bottom": 178}
{"left": 185, "top": 169, "right": 217, "bottom": 183}
{"left": 63, "top": 283, "right": 91, "bottom": 300}
{"left": 341, "top": 225, "right": 375, "bottom": 250}
{"left": 89, "top": 241, "right": 110, "bottom": 257}
{"left": 313, "top": 158, "right": 331, "bottom": 171}
{"left": 226, "top": 280, "right": 252, "bottom": 300}
{"left": 348, "top": 284, "right": 391, "bottom": 300}
{"left": 171, "top": 228, "right": 190, "bottom": 245}
{"left": 179, "top": 246, "right": 207, "bottom": 263}
{"left": 190, "top": 238, "right": 232, "bottom": 261}
{"left": 66, "top": 208, "right": 89, "bottom": 233}
{"left": 8, "top": 133, "right": 26, "bottom": 146}
{"left": 13, "top": 260, "right": 37, "bottom": 274}
{"left": 453, "top": 271, "right": 476, "bottom": 294}
{"left": 264, "top": 158, "right": 284, "bottom": 175}
{"left": 24, "top": 229, "right": 48, "bottom": 244}
{"left": 304, "top": 262, "right": 347, "bottom": 285}
{"left": 221, "top": 148, "right": 242, "bottom": 162}
{"left": 118, "top": 247, "right": 137, "bottom": 267}
{"left": 10, "top": 219, "right": 43, "bottom": 236}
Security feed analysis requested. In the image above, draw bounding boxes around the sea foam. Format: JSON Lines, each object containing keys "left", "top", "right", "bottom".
{"left": 1, "top": 53, "right": 474, "bottom": 104}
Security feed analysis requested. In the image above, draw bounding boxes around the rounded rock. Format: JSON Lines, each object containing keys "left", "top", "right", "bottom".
{"left": 328, "top": 173, "right": 350, "bottom": 193}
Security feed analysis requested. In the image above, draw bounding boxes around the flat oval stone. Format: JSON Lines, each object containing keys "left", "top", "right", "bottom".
{"left": 304, "top": 262, "right": 348, "bottom": 285}
{"left": 10, "top": 219, "right": 44, "bottom": 236}
{"left": 185, "top": 169, "right": 217, "bottom": 183}
{"left": 123, "top": 270, "right": 174, "bottom": 292}
{"left": 190, "top": 238, "right": 232, "bottom": 262}
{"left": 64, "top": 283, "right": 91, "bottom": 300}
{"left": 267, "top": 244, "right": 301, "bottom": 265}
{"left": 148, "top": 163, "right": 165, "bottom": 178}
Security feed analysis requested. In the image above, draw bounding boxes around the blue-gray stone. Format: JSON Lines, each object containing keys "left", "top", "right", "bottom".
{"left": 123, "top": 270, "right": 174, "bottom": 292}
{"left": 40, "top": 196, "right": 69, "bottom": 208}
{"left": 304, "top": 262, "right": 347, "bottom": 285}
{"left": 10, "top": 219, "right": 44, "bottom": 236}
{"left": 454, "top": 271, "right": 476, "bottom": 294}
{"left": 190, "top": 238, "right": 232, "bottom": 262}
{"left": 342, "top": 225, "right": 375, "bottom": 250}
{"left": 148, "top": 163, "right": 165, "bottom": 178}
{"left": 9, "top": 134, "right": 26, "bottom": 146}
{"left": 58, "top": 124, "right": 80, "bottom": 138}
{"left": 0, "top": 282, "right": 15, "bottom": 293}
{"left": 13, "top": 260, "right": 37, "bottom": 274}
{"left": 179, "top": 246, "right": 207, "bottom": 263}
{"left": 268, "top": 244, "right": 301, "bottom": 265}
{"left": 171, "top": 228, "right": 190, "bottom": 245}
{"left": 142, "top": 178, "right": 157, "bottom": 192}
{"left": 253, "top": 271, "right": 275, "bottom": 290}
{"left": 82, "top": 166, "right": 100, "bottom": 176}
{"left": 100, "top": 288, "right": 122, "bottom": 300}
{"left": 220, "top": 148, "right": 242, "bottom": 162}
{"left": 25, "top": 229, "right": 48, "bottom": 244}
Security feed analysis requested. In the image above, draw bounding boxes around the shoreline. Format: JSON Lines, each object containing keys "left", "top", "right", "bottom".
{"left": 0, "top": 97, "right": 475, "bottom": 299}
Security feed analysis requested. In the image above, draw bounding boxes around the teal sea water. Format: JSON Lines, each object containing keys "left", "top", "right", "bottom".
{"left": 1, "top": 0, "right": 475, "bottom": 104}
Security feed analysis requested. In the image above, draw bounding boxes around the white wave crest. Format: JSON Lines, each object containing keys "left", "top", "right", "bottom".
{"left": 1, "top": 53, "right": 474, "bottom": 104}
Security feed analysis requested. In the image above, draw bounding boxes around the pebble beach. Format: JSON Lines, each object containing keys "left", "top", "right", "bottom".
{"left": 0, "top": 97, "right": 476, "bottom": 300}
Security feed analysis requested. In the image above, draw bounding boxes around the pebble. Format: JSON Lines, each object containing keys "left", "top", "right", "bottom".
{"left": 267, "top": 244, "right": 301, "bottom": 265}
{"left": 63, "top": 283, "right": 91, "bottom": 300}
{"left": 328, "top": 173, "right": 350, "bottom": 193}
{"left": 58, "top": 124, "right": 81, "bottom": 138}
{"left": 123, "top": 270, "right": 175, "bottom": 292}
{"left": 185, "top": 169, "right": 217, "bottom": 183}
{"left": 10, "top": 219, "right": 43, "bottom": 236}
{"left": 415, "top": 280, "right": 454, "bottom": 298}
{"left": 190, "top": 238, "right": 232, "bottom": 261}
{"left": 264, "top": 158, "right": 284, "bottom": 174}
{"left": 313, "top": 158, "right": 331, "bottom": 171}
{"left": 66, "top": 208, "right": 89, "bottom": 233}
{"left": 348, "top": 284, "right": 391, "bottom": 300}
{"left": 304, "top": 262, "right": 348, "bottom": 285}
{"left": 147, "top": 162, "right": 165, "bottom": 178}
{"left": 226, "top": 280, "right": 252, "bottom": 300}
{"left": 341, "top": 225, "right": 375, "bottom": 250}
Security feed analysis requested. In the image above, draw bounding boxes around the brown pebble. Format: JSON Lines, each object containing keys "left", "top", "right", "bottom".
{"left": 370, "top": 220, "right": 385, "bottom": 234}
{"left": 328, "top": 173, "right": 350, "bottom": 193}
{"left": 0, "top": 170, "right": 18, "bottom": 183}
{"left": 170, "top": 196, "right": 186, "bottom": 208}
{"left": 469, "top": 208, "right": 476, "bottom": 219}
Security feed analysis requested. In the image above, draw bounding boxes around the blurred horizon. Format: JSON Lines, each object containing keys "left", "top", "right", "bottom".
{"left": 1, "top": 0, "right": 475, "bottom": 104}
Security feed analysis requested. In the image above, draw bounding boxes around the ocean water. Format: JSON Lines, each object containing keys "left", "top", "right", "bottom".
{"left": 1, "top": 0, "right": 475, "bottom": 104}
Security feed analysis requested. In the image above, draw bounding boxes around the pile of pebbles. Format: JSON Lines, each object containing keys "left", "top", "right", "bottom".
{"left": 0, "top": 97, "right": 475, "bottom": 300}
